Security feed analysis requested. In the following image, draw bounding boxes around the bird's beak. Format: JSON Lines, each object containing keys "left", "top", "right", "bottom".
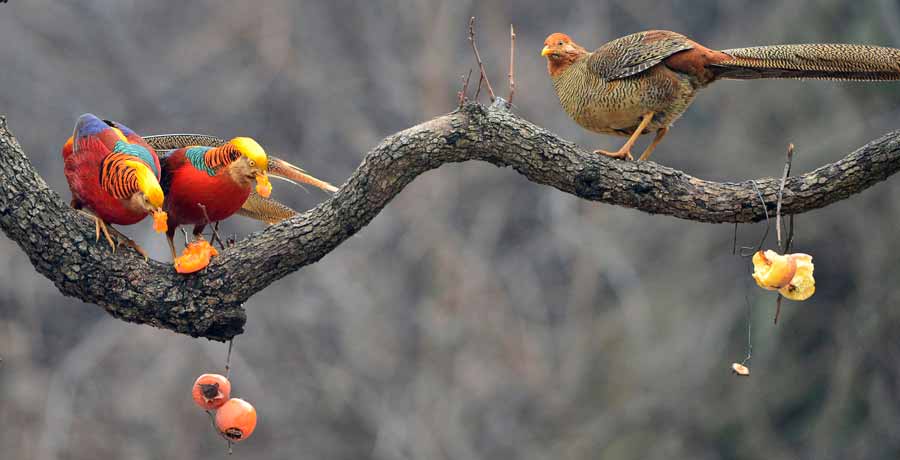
{"left": 541, "top": 46, "right": 553, "bottom": 57}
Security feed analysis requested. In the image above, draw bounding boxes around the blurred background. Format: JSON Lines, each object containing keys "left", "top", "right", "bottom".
{"left": 3, "top": 0, "right": 900, "bottom": 458}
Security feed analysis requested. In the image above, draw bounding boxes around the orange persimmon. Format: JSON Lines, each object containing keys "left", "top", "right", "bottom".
{"left": 215, "top": 398, "right": 257, "bottom": 441}
{"left": 192, "top": 373, "right": 231, "bottom": 410}
{"left": 174, "top": 240, "right": 219, "bottom": 274}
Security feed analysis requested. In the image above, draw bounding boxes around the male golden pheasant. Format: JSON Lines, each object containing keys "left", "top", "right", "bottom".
{"left": 142, "top": 134, "right": 337, "bottom": 273}
{"left": 542, "top": 30, "right": 900, "bottom": 161}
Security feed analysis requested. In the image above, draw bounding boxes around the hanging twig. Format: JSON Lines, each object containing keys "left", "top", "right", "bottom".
{"left": 738, "top": 180, "right": 770, "bottom": 257}
{"left": 784, "top": 215, "right": 795, "bottom": 253}
{"left": 468, "top": 17, "right": 495, "bottom": 102}
{"left": 773, "top": 144, "right": 796, "bottom": 325}
{"left": 224, "top": 338, "right": 234, "bottom": 379}
{"left": 508, "top": 24, "right": 516, "bottom": 106}
{"left": 776, "top": 144, "right": 794, "bottom": 247}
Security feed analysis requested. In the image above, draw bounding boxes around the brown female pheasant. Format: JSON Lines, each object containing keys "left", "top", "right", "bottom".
{"left": 542, "top": 30, "right": 900, "bottom": 161}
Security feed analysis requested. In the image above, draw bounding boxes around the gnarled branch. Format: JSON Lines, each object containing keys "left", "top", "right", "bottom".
{"left": 2, "top": 102, "right": 899, "bottom": 340}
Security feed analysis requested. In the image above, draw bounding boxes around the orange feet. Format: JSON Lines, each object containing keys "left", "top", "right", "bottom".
{"left": 593, "top": 148, "right": 634, "bottom": 160}
{"left": 593, "top": 111, "right": 655, "bottom": 161}
{"left": 174, "top": 239, "right": 219, "bottom": 274}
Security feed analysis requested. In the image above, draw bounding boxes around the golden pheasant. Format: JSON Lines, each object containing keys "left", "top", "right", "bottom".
{"left": 542, "top": 30, "right": 900, "bottom": 161}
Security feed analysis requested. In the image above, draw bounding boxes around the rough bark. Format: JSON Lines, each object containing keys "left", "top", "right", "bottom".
{"left": 2, "top": 102, "right": 899, "bottom": 340}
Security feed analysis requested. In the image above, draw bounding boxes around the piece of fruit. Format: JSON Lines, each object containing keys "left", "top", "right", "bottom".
{"left": 779, "top": 253, "right": 815, "bottom": 301}
{"left": 174, "top": 240, "right": 219, "bottom": 274}
{"left": 732, "top": 363, "right": 750, "bottom": 376}
{"left": 152, "top": 210, "right": 168, "bottom": 233}
{"left": 255, "top": 174, "right": 272, "bottom": 198}
{"left": 192, "top": 374, "right": 231, "bottom": 410}
{"left": 215, "top": 398, "right": 257, "bottom": 442}
{"left": 752, "top": 250, "right": 797, "bottom": 290}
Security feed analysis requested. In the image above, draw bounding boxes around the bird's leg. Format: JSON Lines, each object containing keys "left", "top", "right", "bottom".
{"left": 105, "top": 225, "right": 149, "bottom": 261}
{"left": 166, "top": 227, "right": 179, "bottom": 261}
{"left": 594, "top": 112, "right": 655, "bottom": 160}
{"left": 192, "top": 224, "right": 207, "bottom": 242}
{"left": 75, "top": 209, "right": 116, "bottom": 252}
{"left": 638, "top": 127, "right": 669, "bottom": 162}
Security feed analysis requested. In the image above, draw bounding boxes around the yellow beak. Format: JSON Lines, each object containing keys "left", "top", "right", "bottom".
{"left": 541, "top": 46, "right": 552, "bottom": 57}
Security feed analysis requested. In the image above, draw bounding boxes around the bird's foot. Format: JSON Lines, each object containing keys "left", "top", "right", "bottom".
{"left": 593, "top": 148, "right": 634, "bottom": 160}
{"left": 174, "top": 239, "right": 219, "bottom": 274}
{"left": 76, "top": 209, "right": 116, "bottom": 252}
{"left": 105, "top": 225, "right": 149, "bottom": 261}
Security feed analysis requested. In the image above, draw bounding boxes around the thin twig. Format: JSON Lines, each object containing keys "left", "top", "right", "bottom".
{"left": 197, "top": 203, "right": 225, "bottom": 249}
{"left": 742, "top": 294, "right": 753, "bottom": 365}
{"left": 784, "top": 215, "right": 795, "bottom": 253}
{"left": 508, "top": 24, "right": 516, "bottom": 106}
{"left": 776, "top": 144, "right": 794, "bottom": 247}
{"left": 457, "top": 69, "right": 472, "bottom": 107}
{"left": 468, "top": 17, "right": 495, "bottom": 102}
{"left": 224, "top": 338, "right": 234, "bottom": 379}
{"left": 732, "top": 222, "right": 738, "bottom": 255}
{"left": 774, "top": 295, "right": 783, "bottom": 325}
{"left": 212, "top": 222, "right": 227, "bottom": 250}
{"left": 738, "top": 180, "right": 770, "bottom": 257}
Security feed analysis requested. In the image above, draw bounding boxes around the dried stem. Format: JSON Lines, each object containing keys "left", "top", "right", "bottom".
{"left": 776, "top": 144, "right": 794, "bottom": 247}
{"left": 457, "top": 68, "right": 473, "bottom": 107}
{"left": 508, "top": 24, "right": 516, "bottom": 106}
{"left": 468, "top": 17, "right": 495, "bottom": 102}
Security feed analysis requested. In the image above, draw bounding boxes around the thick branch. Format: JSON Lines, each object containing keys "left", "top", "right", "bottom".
{"left": 2, "top": 103, "right": 899, "bottom": 340}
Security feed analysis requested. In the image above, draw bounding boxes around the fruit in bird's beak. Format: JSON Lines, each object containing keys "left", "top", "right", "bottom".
{"left": 174, "top": 240, "right": 219, "bottom": 274}
{"left": 779, "top": 253, "right": 815, "bottom": 301}
{"left": 152, "top": 210, "right": 168, "bottom": 233}
{"left": 255, "top": 174, "right": 271, "bottom": 198}
{"left": 191, "top": 373, "right": 231, "bottom": 410}
{"left": 215, "top": 398, "right": 257, "bottom": 442}
{"left": 752, "top": 250, "right": 797, "bottom": 290}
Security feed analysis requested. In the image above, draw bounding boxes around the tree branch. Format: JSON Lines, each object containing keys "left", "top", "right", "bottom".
{"left": 2, "top": 103, "right": 899, "bottom": 340}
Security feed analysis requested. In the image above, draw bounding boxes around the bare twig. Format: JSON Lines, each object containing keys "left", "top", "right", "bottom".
{"left": 457, "top": 69, "right": 473, "bottom": 107}
{"left": 508, "top": 24, "right": 516, "bottom": 106}
{"left": 468, "top": 17, "right": 495, "bottom": 102}
{"left": 738, "top": 180, "right": 770, "bottom": 257}
{"left": 776, "top": 144, "right": 794, "bottom": 247}
{"left": 772, "top": 144, "right": 795, "bottom": 326}
{"left": 197, "top": 203, "right": 226, "bottom": 249}
{"left": 774, "top": 295, "right": 783, "bottom": 324}
{"left": 784, "top": 215, "right": 795, "bottom": 253}
{"left": 224, "top": 338, "right": 234, "bottom": 379}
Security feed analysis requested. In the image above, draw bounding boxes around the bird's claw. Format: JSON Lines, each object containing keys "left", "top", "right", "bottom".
{"left": 593, "top": 148, "right": 634, "bottom": 160}
{"left": 105, "top": 223, "right": 149, "bottom": 261}
{"left": 75, "top": 210, "right": 148, "bottom": 260}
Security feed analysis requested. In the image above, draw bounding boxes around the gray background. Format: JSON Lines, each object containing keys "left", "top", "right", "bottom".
{"left": 3, "top": 0, "right": 900, "bottom": 459}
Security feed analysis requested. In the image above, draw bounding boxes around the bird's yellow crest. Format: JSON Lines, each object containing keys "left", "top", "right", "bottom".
{"left": 230, "top": 137, "right": 268, "bottom": 172}
{"left": 122, "top": 159, "right": 164, "bottom": 209}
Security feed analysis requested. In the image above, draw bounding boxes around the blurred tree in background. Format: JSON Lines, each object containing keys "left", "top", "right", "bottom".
{"left": 3, "top": 1, "right": 900, "bottom": 459}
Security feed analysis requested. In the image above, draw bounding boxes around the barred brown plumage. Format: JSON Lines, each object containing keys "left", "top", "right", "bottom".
{"left": 714, "top": 44, "right": 900, "bottom": 80}
{"left": 542, "top": 30, "right": 900, "bottom": 162}
{"left": 100, "top": 154, "right": 142, "bottom": 200}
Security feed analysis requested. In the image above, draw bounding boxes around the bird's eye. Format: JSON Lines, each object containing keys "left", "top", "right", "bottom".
{"left": 557, "top": 41, "right": 563, "bottom": 46}
{"left": 248, "top": 160, "right": 255, "bottom": 167}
